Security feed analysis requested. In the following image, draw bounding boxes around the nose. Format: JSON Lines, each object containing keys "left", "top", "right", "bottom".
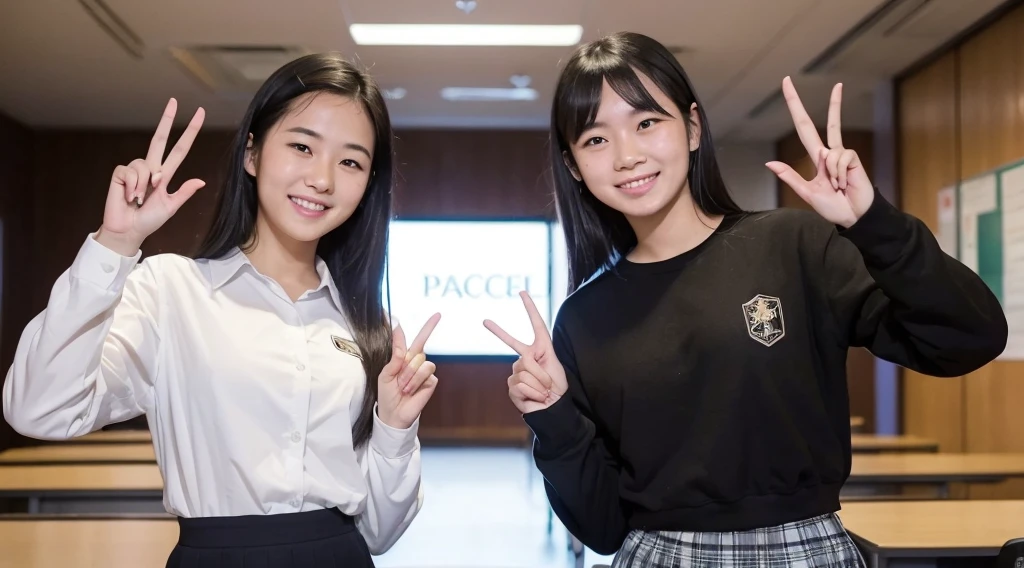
{"left": 306, "top": 158, "right": 334, "bottom": 194}
{"left": 613, "top": 136, "right": 646, "bottom": 171}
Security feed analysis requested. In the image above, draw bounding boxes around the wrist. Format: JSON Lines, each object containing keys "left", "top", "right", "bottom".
{"left": 376, "top": 406, "right": 413, "bottom": 430}
{"left": 95, "top": 227, "right": 143, "bottom": 257}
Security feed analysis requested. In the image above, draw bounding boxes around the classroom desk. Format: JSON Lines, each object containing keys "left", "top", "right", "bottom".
{"left": 0, "top": 517, "right": 177, "bottom": 567}
{"left": 0, "top": 443, "right": 156, "bottom": 465}
{"left": 56, "top": 430, "right": 152, "bottom": 444}
{"left": 839, "top": 500, "right": 1024, "bottom": 567}
{"left": 0, "top": 464, "right": 163, "bottom": 514}
{"left": 850, "top": 434, "right": 939, "bottom": 454}
{"left": 846, "top": 453, "right": 1024, "bottom": 498}
{"left": 851, "top": 416, "right": 865, "bottom": 430}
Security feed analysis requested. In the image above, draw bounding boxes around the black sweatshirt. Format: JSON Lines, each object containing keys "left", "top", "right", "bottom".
{"left": 523, "top": 189, "right": 1008, "bottom": 555}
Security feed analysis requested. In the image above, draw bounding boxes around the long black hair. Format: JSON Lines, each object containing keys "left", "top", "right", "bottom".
{"left": 196, "top": 52, "right": 394, "bottom": 449}
{"left": 551, "top": 32, "right": 744, "bottom": 291}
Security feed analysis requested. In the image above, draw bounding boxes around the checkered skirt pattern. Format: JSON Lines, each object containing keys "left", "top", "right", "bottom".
{"left": 610, "top": 513, "right": 866, "bottom": 568}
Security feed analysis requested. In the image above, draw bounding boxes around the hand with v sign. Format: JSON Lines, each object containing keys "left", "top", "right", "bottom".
{"left": 97, "top": 98, "right": 207, "bottom": 257}
{"left": 377, "top": 313, "right": 442, "bottom": 430}
{"left": 765, "top": 77, "right": 874, "bottom": 229}
{"left": 483, "top": 292, "right": 568, "bottom": 414}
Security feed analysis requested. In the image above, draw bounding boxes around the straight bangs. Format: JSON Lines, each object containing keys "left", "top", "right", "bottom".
{"left": 559, "top": 62, "right": 672, "bottom": 146}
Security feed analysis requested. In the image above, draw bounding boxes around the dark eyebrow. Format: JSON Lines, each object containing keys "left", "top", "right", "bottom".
{"left": 286, "top": 126, "right": 372, "bottom": 159}
{"left": 578, "top": 108, "right": 669, "bottom": 141}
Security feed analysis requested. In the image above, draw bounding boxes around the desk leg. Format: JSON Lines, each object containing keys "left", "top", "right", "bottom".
{"left": 869, "top": 552, "right": 885, "bottom": 568}
{"left": 936, "top": 483, "right": 949, "bottom": 499}
{"left": 27, "top": 497, "right": 40, "bottom": 514}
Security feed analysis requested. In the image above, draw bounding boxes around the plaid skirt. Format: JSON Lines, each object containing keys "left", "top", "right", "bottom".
{"left": 610, "top": 513, "right": 865, "bottom": 568}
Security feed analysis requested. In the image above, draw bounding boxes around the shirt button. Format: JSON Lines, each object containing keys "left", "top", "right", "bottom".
{"left": 100, "top": 263, "right": 114, "bottom": 273}
{"left": 291, "top": 431, "right": 301, "bottom": 443}
{"left": 296, "top": 363, "right": 305, "bottom": 371}
{"left": 290, "top": 499, "right": 300, "bottom": 508}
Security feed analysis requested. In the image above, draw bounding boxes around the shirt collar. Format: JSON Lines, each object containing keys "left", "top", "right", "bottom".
{"left": 208, "top": 248, "right": 343, "bottom": 310}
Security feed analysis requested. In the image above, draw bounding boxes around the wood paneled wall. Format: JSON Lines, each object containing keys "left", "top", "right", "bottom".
{"left": 0, "top": 126, "right": 552, "bottom": 450}
{"left": 0, "top": 113, "right": 35, "bottom": 451}
{"left": 775, "top": 129, "right": 879, "bottom": 433}
{"left": 898, "top": 2, "right": 1024, "bottom": 498}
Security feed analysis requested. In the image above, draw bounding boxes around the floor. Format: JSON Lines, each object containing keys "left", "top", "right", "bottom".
{"left": 374, "top": 447, "right": 616, "bottom": 568}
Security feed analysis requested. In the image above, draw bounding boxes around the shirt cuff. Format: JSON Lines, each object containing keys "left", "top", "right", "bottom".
{"left": 370, "top": 402, "right": 420, "bottom": 459}
{"left": 69, "top": 233, "right": 143, "bottom": 291}
{"left": 522, "top": 395, "right": 590, "bottom": 460}
{"left": 837, "top": 187, "right": 914, "bottom": 267}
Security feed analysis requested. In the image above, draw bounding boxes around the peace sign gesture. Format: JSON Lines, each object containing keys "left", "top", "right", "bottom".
{"left": 377, "top": 313, "right": 442, "bottom": 430}
{"left": 765, "top": 77, "right": 875, "bottom": 228}
{"left": 483, "top": 292, "right": 568, "bottom": 414}
{"left": 97, "top": 98, "right": 206, "bottom": 256}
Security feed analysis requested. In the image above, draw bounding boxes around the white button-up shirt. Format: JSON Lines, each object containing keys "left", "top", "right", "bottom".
{"left": 2, "top": 234, "right": 423, "bottom": 554}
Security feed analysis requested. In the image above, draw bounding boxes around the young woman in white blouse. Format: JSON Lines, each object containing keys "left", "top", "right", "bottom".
{"left": 2, "top": 53, "right": 440, "bottom": 567}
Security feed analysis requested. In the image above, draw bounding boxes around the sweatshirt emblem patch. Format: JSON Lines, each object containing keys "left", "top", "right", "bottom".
{"left": 332, "top": 335, "right": 363, "bottom": 360}
{"left": 742, "top": 294, "right": 785, "bottom": 347}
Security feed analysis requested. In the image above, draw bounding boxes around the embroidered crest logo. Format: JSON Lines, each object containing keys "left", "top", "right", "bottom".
{"left": 742, "top": 294, "right": 785, "bottom": 347}
{"left": 332, "top": 336, "right": 363, "bottom": 360}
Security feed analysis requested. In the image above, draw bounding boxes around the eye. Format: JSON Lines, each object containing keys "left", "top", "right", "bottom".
{"left": 638, "top": 118, "right": 659, "bottom": 130}
{"left": 289, "top": 143, "right": 311, "bottom": 154}
{"left": 582, "top": 136, "right": 605, "bottom": 147}
{"left": 340, "top": 159, "right": 363, "bottom": 170}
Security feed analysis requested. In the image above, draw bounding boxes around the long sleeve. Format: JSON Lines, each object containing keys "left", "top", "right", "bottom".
{"left": 354, "top": 402, "right": 423, "bottom": 554}
{"left": 820, "top": 189, "right": 1008, "bottom": 376}
{"left": 522, "top": 322, "right": 629, "bottom": 555}
{"left": 3, "top": 233, "right": 159, "bottom": 439}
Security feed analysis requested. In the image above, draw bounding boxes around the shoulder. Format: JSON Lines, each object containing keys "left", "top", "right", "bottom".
{"left": 134, "top": 252, "right": 213, "bottom": 290}
{"left": 141, "top": 252, "right": 203, "bottom": 277}
{"left": 729, "top": 208, "right": 834, "bottom": 238}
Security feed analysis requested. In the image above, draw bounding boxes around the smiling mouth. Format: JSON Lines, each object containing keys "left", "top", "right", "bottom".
{"left": 289, "top": 196, "right": 329, "bottom": 212}
{"left": 616, "top": 173, "right": 659, "bottom": 189}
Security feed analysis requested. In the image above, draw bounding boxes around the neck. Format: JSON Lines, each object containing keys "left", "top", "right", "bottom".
{"left": 626, "top": 183, "right": 724, "bottom": 263}
{"left": 246, "top": 212, "right": 320, "bottom": 286}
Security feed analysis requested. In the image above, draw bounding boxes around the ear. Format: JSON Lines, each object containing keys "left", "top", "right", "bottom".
{"left": 687, "top": 103, "right": 701, "bottom": 152}
{"left": 562, "top": 150, "right": 583, "bottom": 182}
{"left": 243, "top": 133, "right": 257, "bottom": 177}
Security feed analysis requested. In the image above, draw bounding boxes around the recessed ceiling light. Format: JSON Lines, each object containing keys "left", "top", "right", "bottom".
{"left": 440, "top": 87, "right": 538, "bottom": 102}
{"left": 349, "top": 24, "right": 583, "bottom": 46}
{"left": 384, "top": 87, "right": 407, "bottom": 100}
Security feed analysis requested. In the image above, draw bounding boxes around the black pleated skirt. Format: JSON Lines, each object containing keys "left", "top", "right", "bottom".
{"left": 166, "top": 508, "right": 375, "bottom": 568}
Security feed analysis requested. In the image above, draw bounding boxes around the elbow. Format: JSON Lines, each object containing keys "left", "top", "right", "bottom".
{"left": 2, "top": 387, "right": 83, "bottom": 441}
{"left": 930, "top": 318, "right": 1008, "bottom": 377}
{"left": 588, "top": 538, "right": 625, "bottom": 556}
{"left": 4, "top": 406, "right": 81, "bottom": 441}
{"left": 581, "top": 528, "right": 628, "bottom": 555}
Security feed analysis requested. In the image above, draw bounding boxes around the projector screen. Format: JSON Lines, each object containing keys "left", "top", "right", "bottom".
{"left": 385, "top": 220, "right": 553, "bottom": 357}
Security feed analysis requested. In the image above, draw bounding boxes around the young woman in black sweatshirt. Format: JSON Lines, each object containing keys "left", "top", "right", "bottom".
{"left": 483, "top": 32, "right": 1008, "bottom": 567}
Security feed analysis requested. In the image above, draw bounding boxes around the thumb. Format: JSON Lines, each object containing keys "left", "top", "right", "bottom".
{"left": 380, "top": 325, "right": 406, "bottom": 382}
{"left": 168, "top": 179, "right": 206, "bottom": 212}
{"left": 765, "top": 161, "right": 812, "bottom": 202}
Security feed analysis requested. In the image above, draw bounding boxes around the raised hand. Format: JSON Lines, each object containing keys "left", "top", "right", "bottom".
{"left": 98, "top": 98, "right": 206, "bottom": 256}
{"left": 765, "top": 77, "right": 875, "bottom": 228}
{"left": 377, "top": 313, "right": 442, "bottom": 430}
{"left": 483, "top": 291, "right": 568, "bottom": 414}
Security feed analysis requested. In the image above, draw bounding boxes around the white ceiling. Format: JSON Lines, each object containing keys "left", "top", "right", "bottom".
{"left": 0, "top": 0, "right": 1009, "bottom": 141}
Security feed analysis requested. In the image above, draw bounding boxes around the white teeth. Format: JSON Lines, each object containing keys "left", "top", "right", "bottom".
{"left": 290, "top": 197, "right": 326, "bottom": 211}
{"left": 620, "top": 174, "right": 656, "bottom": 189}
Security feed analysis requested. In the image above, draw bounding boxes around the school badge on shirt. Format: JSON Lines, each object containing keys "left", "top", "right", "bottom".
{"left": 332, "top": 336, "right": 363, "bottom": 360}
{"left": 742, "top": 294, "right": 785, "bottom": 347}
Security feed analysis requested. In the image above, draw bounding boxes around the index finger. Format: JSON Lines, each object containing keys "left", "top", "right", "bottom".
{"left": 781, "top": 76, "right": 825, "bottom": 160}
{"left": 407, "top": 312, "right": 440, "bottom": 355}
{"left": 826, "top": 83, "right": 843, "bottom": 149}
{"left": 519, "top": 291, "right": 551, "bottom": 346}
{"left": 483, "top": 319, "right": 530, "bottom": 356}
{"left": 146, "top": 98, "right": 178, "bottom": 168}
{"left": 159, "top": 107, "right": 206, "bottom": 182}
